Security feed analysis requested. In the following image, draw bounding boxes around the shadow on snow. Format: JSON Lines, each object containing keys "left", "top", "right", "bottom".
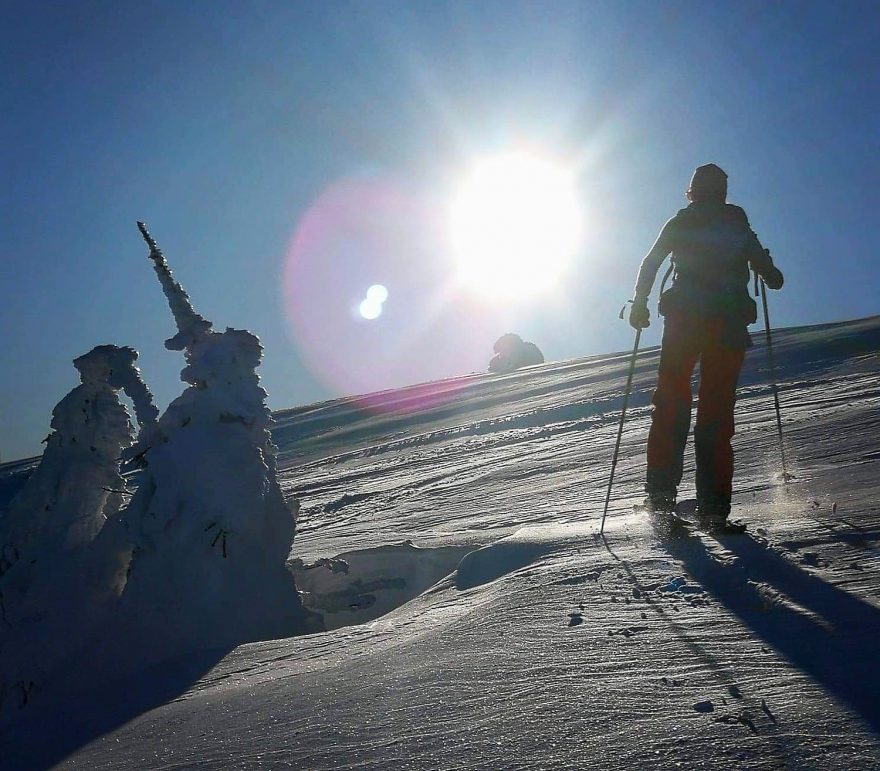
{"left": 654, "top": 527, "right": 880, "bottom": 734}
{"left": 1, "top": 644, "right": 231, "bottom": 771}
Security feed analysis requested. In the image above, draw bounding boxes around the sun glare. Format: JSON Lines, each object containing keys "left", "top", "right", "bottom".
{"left": 450, "top": 152, "right": 582, "bottom": 299}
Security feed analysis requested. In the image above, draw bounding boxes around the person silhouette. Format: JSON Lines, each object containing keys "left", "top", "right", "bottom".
{"left": 629, "top": 164, "right": 784, "bottom": 527}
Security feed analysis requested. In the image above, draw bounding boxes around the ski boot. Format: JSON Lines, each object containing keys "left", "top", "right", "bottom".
{"left": 695, "top": 494, "right": 745, "bottom": 534}
{"left": 643, "top": 491, "right": 677, "bottom": 514}
{"left": 641, "top": 485, "right": 681, "bottom": 532}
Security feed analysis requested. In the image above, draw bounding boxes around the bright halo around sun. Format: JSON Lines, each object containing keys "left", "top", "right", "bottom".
{"left": 450, "top": 151, "right": 583, "bottom": 299}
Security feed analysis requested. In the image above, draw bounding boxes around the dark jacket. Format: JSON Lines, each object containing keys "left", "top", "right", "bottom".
{"left": 634, "top": 201, "right": 778, "bottom": 326}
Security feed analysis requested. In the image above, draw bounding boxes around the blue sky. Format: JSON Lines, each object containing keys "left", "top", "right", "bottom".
{"left": 2, "top": 1, "right": 878, "bottom": 461}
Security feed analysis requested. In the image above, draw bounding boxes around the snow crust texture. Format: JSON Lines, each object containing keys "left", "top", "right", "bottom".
{"left": 2, "top": 314, "right": 880, "bottom": 770}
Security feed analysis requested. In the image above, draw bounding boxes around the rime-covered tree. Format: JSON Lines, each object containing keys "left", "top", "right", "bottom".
{"left": 117, "top": 223, "right": 319, "bottom": 650}
{"left": 0, "top": 344, "right": 156, "bottom": 584}
{"left": 0, "top": 344, "right": 157, "bottom": 710}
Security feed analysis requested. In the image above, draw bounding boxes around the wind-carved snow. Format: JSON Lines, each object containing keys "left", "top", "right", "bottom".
{"left": 292, "top": 540, "right": 472, "bottom": 630}
{"left": 2, "top": 315, "right": 880, "bottom": 770}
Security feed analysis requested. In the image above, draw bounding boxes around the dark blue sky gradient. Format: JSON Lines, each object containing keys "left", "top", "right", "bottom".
{"left": 2, "top": 1, "right": 878, "bottom": 459}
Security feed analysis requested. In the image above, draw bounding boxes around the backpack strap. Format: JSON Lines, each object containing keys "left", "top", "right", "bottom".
{"left": 657, "top": 261, "right": 675, "bottom": 303}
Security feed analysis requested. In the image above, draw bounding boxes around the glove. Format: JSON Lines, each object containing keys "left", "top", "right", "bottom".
{"left": 628, "top": 297, "right": 650, "bottom": 330}
{"left": 763, "top": 266, "right": 784, "bottom": 290}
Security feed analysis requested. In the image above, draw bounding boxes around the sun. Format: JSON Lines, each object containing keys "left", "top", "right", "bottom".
{"left": 449, "top": 151, "right": 583, "bottom": 299}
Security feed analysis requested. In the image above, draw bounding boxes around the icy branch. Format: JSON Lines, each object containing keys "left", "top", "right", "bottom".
{"left": 136, "top": 221, "right": 212, "bottom": 351}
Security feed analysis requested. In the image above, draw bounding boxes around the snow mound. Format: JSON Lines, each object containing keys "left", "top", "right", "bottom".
{"left": 456, "top": 514, "right": 641, "bottom": 589}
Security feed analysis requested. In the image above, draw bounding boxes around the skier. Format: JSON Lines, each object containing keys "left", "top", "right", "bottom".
{"left": 628, "top": 164, "right": 784, "bottom": 528}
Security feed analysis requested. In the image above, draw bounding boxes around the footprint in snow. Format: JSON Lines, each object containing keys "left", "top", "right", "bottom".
{"left": 760, "top": 699, "right": 778, "bottom": 724}
{"left": 658, "top": 576, "right": 704, "bottom": 595}
{"left": 554, "top": 569, "right": 605, "bottom": 586}
{"left": 608, "top": 626, "right": 648, "bottom": 638}
{"left": 714, "top": 710, "right": 759, "bottom": 733}
{"left": 556, "top": 576, "right": 589, "bottom": 586}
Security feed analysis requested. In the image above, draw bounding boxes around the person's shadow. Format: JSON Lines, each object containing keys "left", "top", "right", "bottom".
{"left": 656, "top": 524, "right": 880, "bottom": 733}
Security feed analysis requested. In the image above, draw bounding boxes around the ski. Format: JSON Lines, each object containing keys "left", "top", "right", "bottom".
{"left": 636, "top": 500, "right": 748, "bottom": 536}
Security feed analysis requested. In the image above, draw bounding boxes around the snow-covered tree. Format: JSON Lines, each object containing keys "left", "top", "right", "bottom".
{"left": 117, "top": 224, "right": 319, "bottom": 651}
{"left": 0, "top": 344, "right": 157, "bottom": 710}
{"left": 0, "top": 344, "right": 155, "bottom": 585}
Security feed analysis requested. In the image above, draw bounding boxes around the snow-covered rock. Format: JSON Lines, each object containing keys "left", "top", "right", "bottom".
{"left": 488, "top": 332, "right": 544, "bottom": 374}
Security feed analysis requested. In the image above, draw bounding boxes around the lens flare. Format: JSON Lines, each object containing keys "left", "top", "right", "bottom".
{"left": 359, "top": 298, "right": 383, "bottom": 320}
{"left": 367, "top": 284, "right": 389, "bottom": 304}
{"left": 282, "top": 177, "right": 502, "bottom": 412}
{"left": 358, "top": 284, "right": 388, "bottom": 320}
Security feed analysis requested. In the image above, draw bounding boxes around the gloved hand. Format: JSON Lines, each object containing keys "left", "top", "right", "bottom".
{"left": 763, "top": 266, "right": 784, "bottom": 290}
{"left": 628, "top": 297, "right": 650, "bottom": 329}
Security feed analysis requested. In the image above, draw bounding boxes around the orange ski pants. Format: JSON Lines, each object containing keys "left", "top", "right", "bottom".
{"left": 646, "top": 314, "right": 746, "bottom": 500}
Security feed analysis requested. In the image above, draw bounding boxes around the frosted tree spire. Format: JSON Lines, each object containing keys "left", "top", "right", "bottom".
{"left": 136, "top": 221, "right": 212, "bottom": 351}
{"left": 118, "top": 221, "right": 319, "bottom": 651}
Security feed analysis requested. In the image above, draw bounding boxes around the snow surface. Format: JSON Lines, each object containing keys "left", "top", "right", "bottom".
{"left": 2, "top": 314, "right": 880, "bottom": 770}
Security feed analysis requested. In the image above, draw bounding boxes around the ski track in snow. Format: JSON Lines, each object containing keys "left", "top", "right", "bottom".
{"left": 2, "top": 316, "right": 880, "bottom": 770}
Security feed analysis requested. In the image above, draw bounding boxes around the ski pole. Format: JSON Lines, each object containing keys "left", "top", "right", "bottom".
{"left": 600, "top": 326, "right": 642, "bottom": 535}
{"left": 758, "top": 276, "right": 788, "bottom": 481}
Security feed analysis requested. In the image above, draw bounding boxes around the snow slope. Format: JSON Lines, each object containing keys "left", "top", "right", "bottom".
{"left": 2, "top": 315, "right": 880, "bottom": 770}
